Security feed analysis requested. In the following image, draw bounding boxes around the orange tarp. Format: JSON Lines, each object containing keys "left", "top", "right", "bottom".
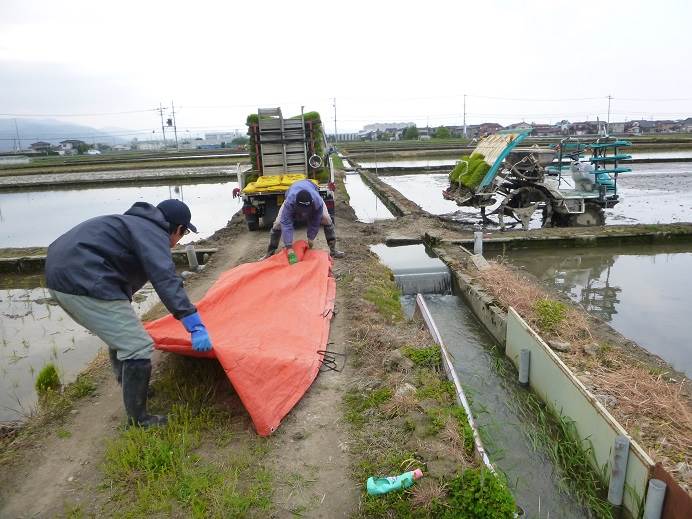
{"left": 145, "top": 240, "right": 336, "bottom": 436}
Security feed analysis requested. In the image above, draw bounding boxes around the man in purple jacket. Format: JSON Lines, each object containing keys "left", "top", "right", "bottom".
{"left": 264, "top": 179, "right": 345, "bottom": 261}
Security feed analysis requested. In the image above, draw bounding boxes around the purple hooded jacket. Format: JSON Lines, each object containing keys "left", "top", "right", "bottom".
{"left": 280, "top": 179, "right": 324, "bottom": 246}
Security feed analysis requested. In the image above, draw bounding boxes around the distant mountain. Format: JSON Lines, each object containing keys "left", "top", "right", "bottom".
{"left": 0, "top": 118, "right": 130, "bottom": 152}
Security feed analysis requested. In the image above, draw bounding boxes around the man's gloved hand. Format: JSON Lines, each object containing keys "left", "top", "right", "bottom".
{"left": 287, "top": 247, "right": 298, "bottom": 265}
{"left": 181, "top": 312, "right": 213, "bottom": 352}
{"left": 307, "top": 239, "right": 314, "bottom": 249}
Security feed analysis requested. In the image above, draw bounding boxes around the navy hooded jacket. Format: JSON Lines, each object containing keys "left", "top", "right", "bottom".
{"left": 45, "top": 202, "right": 196, "bottom": 319}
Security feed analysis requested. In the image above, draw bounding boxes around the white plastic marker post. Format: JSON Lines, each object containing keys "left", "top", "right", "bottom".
{"left": 607, "top": 435, "right": 630, "bottom": 506}
{"left": 185, "top": 244, "right": 199, "bottom": 271}
{"left": 518, "top": 349, "right": 530, "bottom": 387}
{"left": 643, "top": 479, "right": 666, "bottom": 519}
{"left": 473, "top": 231, "right": 483, "bottom": 256}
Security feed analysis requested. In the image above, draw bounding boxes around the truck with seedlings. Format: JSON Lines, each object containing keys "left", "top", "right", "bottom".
{"left": 237, "top": 107, "right": 335, "bottom": 231}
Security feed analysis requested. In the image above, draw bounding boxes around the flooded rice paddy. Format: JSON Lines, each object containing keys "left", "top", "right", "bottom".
{"left": 0, "top": 274, "right": 160, "bottom": 423}
{"left": 505, "top": 243, "right": 692, "bottom": 377}
{"left": 343, "top": 173, "right": 395, "bottom": 223}
{"left": 370, "top": 243, "right": 588, "bottom": 517}
{"left": 0, "top": 180, "right": 242, "bottom": 248}
{"left": 355, "top": 152, "right": 692, "bottom": 171}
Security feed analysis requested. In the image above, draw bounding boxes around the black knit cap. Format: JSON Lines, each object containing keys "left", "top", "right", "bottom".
{"left": 296, "top": 190, "right": 312, "bottom": 206}
{"left": 156, "top": 199, "right": 198, "bottom": 233}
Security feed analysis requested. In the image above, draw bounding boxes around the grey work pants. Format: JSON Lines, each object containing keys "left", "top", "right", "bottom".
{"left": 49, "top": 289, "right": 154, "bottom": 361}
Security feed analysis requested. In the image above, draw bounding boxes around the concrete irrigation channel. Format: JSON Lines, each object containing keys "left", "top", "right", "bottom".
{"left": 1, "top": 157, "right": 691, "bottom": 517}
{"left": 343, "top": 160, "right": 692, "bottom": 517}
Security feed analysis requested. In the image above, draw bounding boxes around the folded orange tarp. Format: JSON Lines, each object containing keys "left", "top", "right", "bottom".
{"left": 145, "top": 240, "right": 336, "bottom": 436}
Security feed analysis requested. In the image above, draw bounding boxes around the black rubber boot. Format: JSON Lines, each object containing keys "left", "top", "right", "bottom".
{"left": 108, "top": 348, "right": 122, "bottom": 384}
{"left": 327, "top": 240, "right": 345, "bottom": 258}
{"left": 263, "top": 228, "right": 282, "bottom": 259}
{"left": 121, "top": 359, "right": 167, "bottom": 428}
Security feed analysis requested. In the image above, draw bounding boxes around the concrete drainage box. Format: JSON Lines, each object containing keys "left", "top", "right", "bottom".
{"left": 505, "top": 307, "right": 653, "bottom": 517}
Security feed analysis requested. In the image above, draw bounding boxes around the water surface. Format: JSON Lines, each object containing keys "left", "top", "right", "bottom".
{"left": 0, "top": 180, "right": 242, "bottom": 248}
{"left": 343, "top": 174, "right": 395, "bottom": 223}
{"left": 505, "top": 244, "right": 692, "bottom": 376}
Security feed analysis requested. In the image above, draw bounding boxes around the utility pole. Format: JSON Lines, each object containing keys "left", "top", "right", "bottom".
{"left": 13, "top": 119, "right": 21, "bottom": 151}
{"left": 333, "top": 97, "right": 337, "bottom": 144}
{"left": 607, "top": 95, "right": 612, "bottom": 135}
{"left": 463, "top": 94, "right": 467, "bottom": 138}
{"left": 171, "top": 100, "right": 179, "bottom": 151}
{"left": 158, "top": 103, "right": 167, "bottom": 149}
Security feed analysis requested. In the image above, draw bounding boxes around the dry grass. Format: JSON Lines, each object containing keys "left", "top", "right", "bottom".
{"left": 477, "top": 262, "right": 592, "bottom": 345}
{"left": 439, "top": 416, "right": 474, "bottom": 466}
{"left": 411, "top": 479, "right": 448, "bottom": 510}
{"left": 381, "top": 393, "right": 420, "bottom": 418}
{"left": 472, "top": 259, "right": 692, "bottom": 491}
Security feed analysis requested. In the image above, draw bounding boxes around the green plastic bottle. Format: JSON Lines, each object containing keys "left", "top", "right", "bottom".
{"left": 287, "top": 248, "right": 298, "bottom": 265}
{"left": 366, "top": 469, "right": 423, "bottom": 495}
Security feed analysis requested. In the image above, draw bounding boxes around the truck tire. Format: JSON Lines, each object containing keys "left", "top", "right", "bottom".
{"left": 246, "top": 216, "right": 260, "bottom": 231}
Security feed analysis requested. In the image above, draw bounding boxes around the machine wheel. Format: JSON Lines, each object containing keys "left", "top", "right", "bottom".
{"left": 497, "top": 186, "right": 548, "bottom": 230}
{"left": 568, "top": 202, "right": 605, "bottom": 227}
{"left": 246, "top": 218, "right": 259, "bottom": 231}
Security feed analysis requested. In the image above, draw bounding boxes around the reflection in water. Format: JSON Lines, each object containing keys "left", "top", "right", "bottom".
{"left": 0, "top": 180, "right": 242, "bottom": 248}
{"left": 506, "top": 244, "right": 692, "bottom": 377}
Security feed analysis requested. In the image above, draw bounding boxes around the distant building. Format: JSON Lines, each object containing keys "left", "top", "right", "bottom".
{"left": 59, "top": 139, "right": 86, "bottom": 151}
{"left": 479, "top": 122, "right": 503, "bottom": 135}
{"left": 204, "top": 131, "right": 241, "bottom": 143}
{"left": 608, "top": 122, "right": 626, "bottom": 134}
{"left": 532, "top": 124, "right": 559, "bottom": 137}
{"left": 506, "top": 122, "right": 532, "bottom": 130}
{"left": 30, "top": 141, "right": 53, "bottom": 152}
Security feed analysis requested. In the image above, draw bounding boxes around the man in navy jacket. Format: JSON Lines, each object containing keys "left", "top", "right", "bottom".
{"left": 45, "top": 199, "right": 212, "bottom": 427}
{"left": 264, "top": 179, "right": 345, "bottom": 261}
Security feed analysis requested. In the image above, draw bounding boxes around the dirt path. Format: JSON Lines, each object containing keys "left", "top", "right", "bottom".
{"left": 1, "top": 197, "right": 365, "bottom": 517}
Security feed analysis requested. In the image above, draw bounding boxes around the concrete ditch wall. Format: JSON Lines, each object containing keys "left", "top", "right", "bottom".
{"left": 506, "top": 308, "right": 652, "bottom": 516}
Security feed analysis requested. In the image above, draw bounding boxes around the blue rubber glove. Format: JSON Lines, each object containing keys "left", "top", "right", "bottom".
{"left": 181, "top": 312, "right": 213, "bottom": 352}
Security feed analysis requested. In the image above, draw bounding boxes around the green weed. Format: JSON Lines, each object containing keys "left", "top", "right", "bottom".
{"left": 403, "top": 346, "right": 441, "bottom": 369}
{"left": 344, "top": 388, "right": 393, "bottom": 425}
{"left": 56, "top": 429, "right": 71, "bottom": 439}
{"left": 35, "top": 362, "right": 60, "bottom": 394}
{"left": 533, "top": 299, "right": 567, "bottom": 333}
{"left": 364, "top": 274, "right": 404, "bottom": 322}
{"left": 515, "top": 392, "right": 613, "bottom": 518}
{"left": 444, "top": 468, "right": 516, "bottom": 518}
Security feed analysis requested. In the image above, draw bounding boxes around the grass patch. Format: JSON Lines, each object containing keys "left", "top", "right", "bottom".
{"left": 331, "top": 153, "right": 344, "bottom": 169}
{"left": 444, "top": 468, "right": 515, "bottom": 518}
{"left": 364, "top": 273, "right": 404, "bottom": 322}
{"left": 403, "top": 346, "right": 441, "bottom": 369}
{"left": 344, "top": 388, "right": 393, "bottom": 425}
{"left": 416, "top": 369, "right": 455, "bottom": 403}
{"left": 35, "top": 362, "right": 61, "bottom": 394}
{"left": 101, "top": 356, "right": 273, "bottom": 517}
{"left": 533, "top": 298, "right": 567, "bottom": 333}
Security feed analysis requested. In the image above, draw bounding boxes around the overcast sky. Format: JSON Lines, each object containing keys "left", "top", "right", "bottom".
{"left": 1, "top": 0, "right": 691, "bottom": 139}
